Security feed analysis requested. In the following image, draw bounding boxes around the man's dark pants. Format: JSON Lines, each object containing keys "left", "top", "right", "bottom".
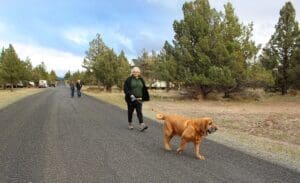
{"left": 127, "top": 100, "right": 143, "bottom": 124}
{"left": 71, "top": 89, "right": 75, "bottom": 97}
{"left": 77, "top": 89, "right": 81, "bottom": 97}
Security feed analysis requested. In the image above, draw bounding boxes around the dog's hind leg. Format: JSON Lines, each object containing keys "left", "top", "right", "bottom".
{"left": 163, "top": 134, "right": 173, "bottom": 151}
{"left": 177, "top": 138, "right": 188, "bottom": 154}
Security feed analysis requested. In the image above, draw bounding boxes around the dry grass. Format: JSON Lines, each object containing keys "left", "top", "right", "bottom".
{"left": 82, "top": 86, "right": 126, "bottom": 109}
{"left": 208, "top": 128, "right": 300, "bottom": 171}
{"left": 0, "top": 88, "right": 43, "bottom": 110}
{"left": 147, "top": 100, "right": 300, "bottom": 145}
{"left": 83, "top": 87, "right": 300, "bottom": 171}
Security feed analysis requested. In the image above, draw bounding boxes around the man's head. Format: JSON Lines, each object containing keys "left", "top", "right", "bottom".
{"left": 131, "top": 67, "right": 141, "bottom": 78}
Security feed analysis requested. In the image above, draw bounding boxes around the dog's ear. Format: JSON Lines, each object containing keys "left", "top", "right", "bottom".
{"left": 185, "top": 120, "right": 193, "bottom": 127}
{"left": 198, "top": 118, "right": 209, "bottom": 135}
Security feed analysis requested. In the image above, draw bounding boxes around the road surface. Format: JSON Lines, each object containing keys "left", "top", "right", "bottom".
{"left": 0, "top": 86, "right": 299, "bottom": 183}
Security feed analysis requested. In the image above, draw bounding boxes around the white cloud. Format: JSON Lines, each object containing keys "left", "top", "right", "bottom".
{"left": 63, "top": 26, "right": 134, "bottom": 53}
{"left": 0, "top": 41, "right": 84, "bottom": 77}
{"left": 111, "top": 32, "right": 134, "bottom": 53}
{"left": 140, "top": 30, "right": 156, "bottom": 40}
{"left": 63, "top": 28, "right": 93, "bottom": 46}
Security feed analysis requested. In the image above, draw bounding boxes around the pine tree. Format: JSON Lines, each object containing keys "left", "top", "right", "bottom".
{"left": 83, "top": 34, "right": 119, "bottom": 91}
{"left": 0, "top": 48, "right": 5, "bottom": 87}
{"left": 49, "top": 70, "right": 57, "bottom": 85}
{"left": 133, "top": 49, "right": 156, "bottom": 83}
{"left": 260, "top": 2, "right": 299, "bottom": 95}
{"left": 0, "top": 44, "right": 22, "bottom": 91}
{"left": 170, "top": 0, "right": 258, "bottom": 97}
{"left": 64, "top": 70, "right": 71, "bottom": 81}
{"left": 288, "top": 35, "right": 300, "bottom": 89}
{"left": 83, "top": 34, "right": 109, "bottom": 73}
{"left": 245, "top": 62, "right": 274, "bottom": 89}
{"left": 19, "top": 57, "right": 33, "bottom": 83}
{"left": 154, "top": 41, "right": 178, "bottom": 90}
{"left": 94, "top": 48, "right": 118, "bottom": 91}
{"left": 33, "top": 62, "right": 48, "bottom": 81}
{"left": 220, "top": 2, "right": 258, "bottom": 96}
{"left": 115, "top": 50, "right": 130, "bottom": 90}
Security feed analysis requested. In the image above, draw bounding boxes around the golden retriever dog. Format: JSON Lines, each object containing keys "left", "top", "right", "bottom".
{"left": 155, "top": 113, "right": 217, "bottom": 160}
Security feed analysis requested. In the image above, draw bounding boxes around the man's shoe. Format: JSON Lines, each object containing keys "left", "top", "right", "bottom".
{"left": 139, "top": 123, "right": 148, "bottom": 132}
{"left": 128, "top": 123, "right": 134, "bottom": 130}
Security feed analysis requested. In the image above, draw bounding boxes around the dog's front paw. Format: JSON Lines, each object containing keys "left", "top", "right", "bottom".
{"left": 176, "top": 148, "right": 183, "bottom": 154}
{"left": 196, "top": 155, "right": 205, "bottom": 160}
{"left": 165, "top": 147, "right": 172, "bottom": 151}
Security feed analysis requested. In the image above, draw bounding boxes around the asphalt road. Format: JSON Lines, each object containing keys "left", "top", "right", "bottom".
{"left": 0, "top": 86, "right": 299, "bottom": 183}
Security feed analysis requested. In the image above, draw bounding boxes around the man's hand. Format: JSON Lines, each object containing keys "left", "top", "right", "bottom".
{"left": 130, "top": 95, "right": 137, "bottom": 102}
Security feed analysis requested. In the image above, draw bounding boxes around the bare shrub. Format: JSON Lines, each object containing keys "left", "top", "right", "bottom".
{"left": 230, "top": 88, "right": 266, "bottom": 101}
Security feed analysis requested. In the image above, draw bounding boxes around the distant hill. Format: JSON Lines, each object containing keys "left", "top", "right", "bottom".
{"left": 57, "top": 77, "right": 64, "bottom": 81}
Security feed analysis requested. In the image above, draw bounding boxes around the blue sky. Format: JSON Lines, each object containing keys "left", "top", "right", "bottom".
{"left": 0, "top": 0, "right": 299, "bottom": 77}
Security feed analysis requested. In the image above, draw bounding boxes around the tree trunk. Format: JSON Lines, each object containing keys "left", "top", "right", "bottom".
{"left": 202, "top": 91, "right": 209, "bottom": 99}
{"left": 281, "top": 83, "right": 288, "bottom": 95}
{"left": 97, "top": 81, "right": 101, "bottom": 89}
{"left": 166, "top": 82, "right": 171, "bottom": 92}
{"left": 223, "top": 91, "right": 230, "bottom": 98}
{"left": 281, "top": 51, "right": 289, "bottom": 95}
{"left": 200, "top": 86, "right": 212, "bottom": 99}
{"left": 223, "top": 86, "right": 238, "bottom": 98}
{"left": 106, "top": 85, "right": 112, "bottom": 92}
{"left": 10, "top": 77, "right": 13, "bottom": 92}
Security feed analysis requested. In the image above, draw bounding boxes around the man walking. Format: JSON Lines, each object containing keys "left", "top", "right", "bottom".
{"left": 76, "top": 80, "right": 82, "bottom": 97}
{"left": 124, "top": 67, "right": 149, "bottom": 131}
{"left": 70, "top": 81, "right": 75, "bottom": 98}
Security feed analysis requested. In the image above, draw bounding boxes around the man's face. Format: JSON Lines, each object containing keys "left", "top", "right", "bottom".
{"left": 132, "top": 70, "right": 140, "bottom": 78}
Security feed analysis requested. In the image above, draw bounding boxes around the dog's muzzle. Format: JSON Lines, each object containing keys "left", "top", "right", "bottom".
{"left": 207, "top": 126, "right": 218, "bottom": 134}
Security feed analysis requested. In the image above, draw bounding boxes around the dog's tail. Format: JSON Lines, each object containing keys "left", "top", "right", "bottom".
{"left": 156, "top": 113, "right": 165, "bottom": 120}
{"left": 152, "top": 108, "right": 165, "bottom": 120}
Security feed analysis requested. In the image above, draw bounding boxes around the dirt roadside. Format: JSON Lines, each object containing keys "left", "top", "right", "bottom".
{"left": 0, "top": 88, "right": 44, "bottom": 110}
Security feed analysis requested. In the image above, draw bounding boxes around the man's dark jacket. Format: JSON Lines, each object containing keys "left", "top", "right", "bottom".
{"left": 124, "top": 76, "right": 150, "bottom": 103}
{"left": 76, "top": 82, "right": 82, "bottom": 90}
{"left": 70, "top": 83, "right": 75, "bottom": 90}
